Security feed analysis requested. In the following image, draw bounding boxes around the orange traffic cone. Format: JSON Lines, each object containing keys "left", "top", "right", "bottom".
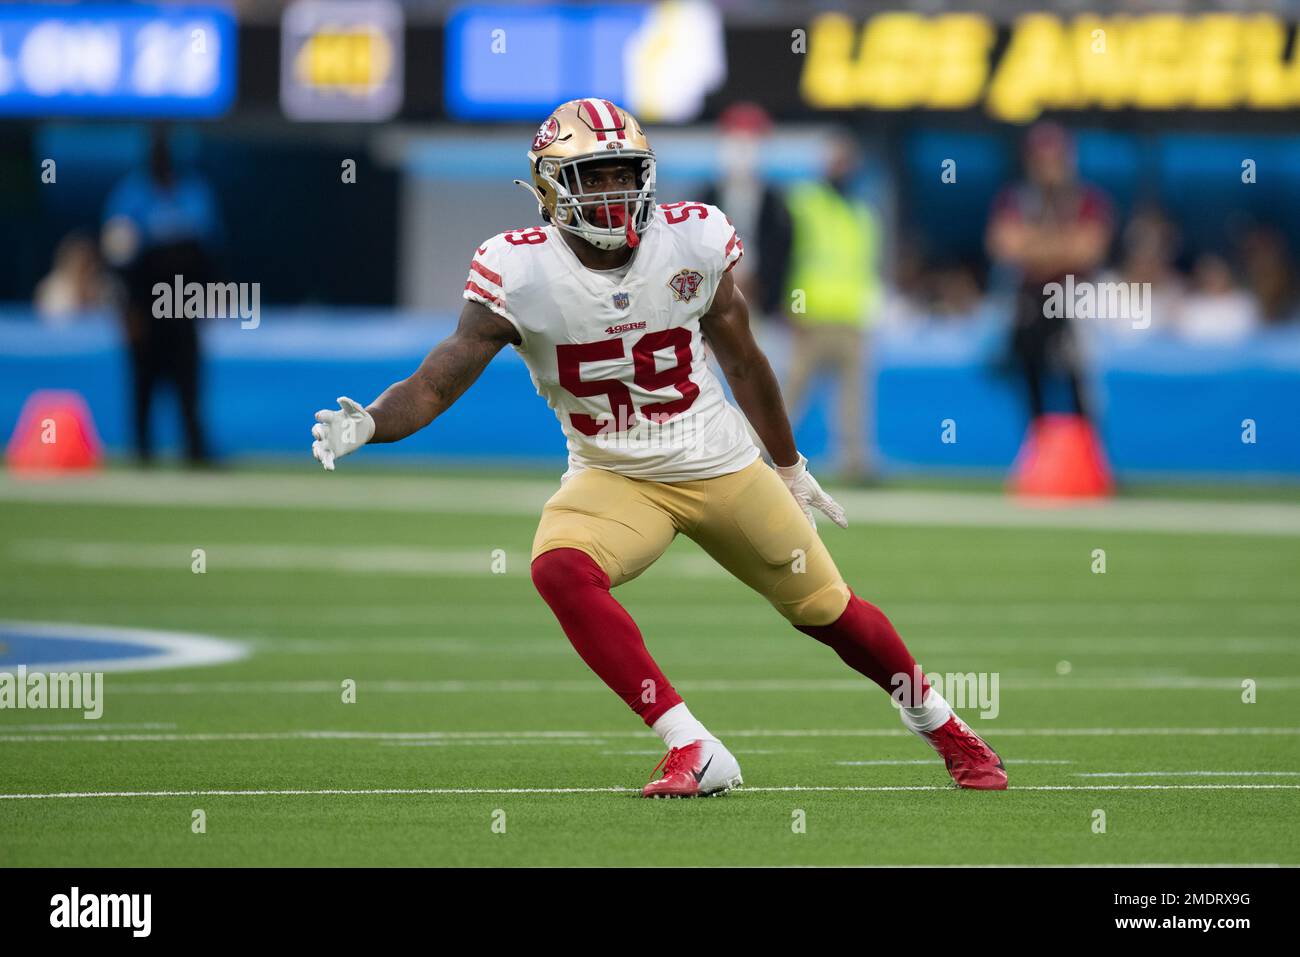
{"left": 1009, "top": 413, "right": 1112, "bottom": 499}
{"left": 5, "top": 390, "right": 104, "bottom": 474}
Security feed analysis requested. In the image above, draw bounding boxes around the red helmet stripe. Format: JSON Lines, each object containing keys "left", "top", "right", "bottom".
{"left": 602, "top": 99, "right": 626, "bottom": 138}
{"left": 580, "top": 99, "right": 609, "bottom": 141}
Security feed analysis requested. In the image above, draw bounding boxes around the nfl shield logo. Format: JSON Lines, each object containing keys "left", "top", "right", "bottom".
{"left": 612, "top": 291, "right": 630, "bottom": 310}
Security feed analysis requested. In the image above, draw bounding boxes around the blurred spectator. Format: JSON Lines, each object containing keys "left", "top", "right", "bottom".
{"left": 1179, "top": 253, "right": 1258, "bottom": 342}
{"left": 34, "top": 231, "right": 108, "bottom": 323}
{"left": 101, "top": 128, "right": 222, "bottom": 465}
{"left": 885, "top": 236, "right": 984, "bottom": 325}
{"left": 881, "top": 236, "right": 930, "bottom": 326}
{"left": 1099, "top": 205, "right": 1185, "bottom": 335}
{"left": 987, "top": 122, "right": 1113, "bottom": 422}
{"left": 782, "top": 132, "right": 881, "bottom": 480}
{"left": 929, "top": 259, "right": 984, "bottom": 321}
{"left": 1241, "top": 226, "right": 1298, "bottom": 326}
{"left": 698, "top": 102, "right": 792, "bottom": 320}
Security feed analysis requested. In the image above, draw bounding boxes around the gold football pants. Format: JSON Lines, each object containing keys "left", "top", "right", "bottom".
{"left": 532, "top": 458, "right": 850, "bottom": 626}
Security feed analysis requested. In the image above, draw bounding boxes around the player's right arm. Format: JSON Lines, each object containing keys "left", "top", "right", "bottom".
{"left": 311, "top": 299, "right": 519, "bottom": 470}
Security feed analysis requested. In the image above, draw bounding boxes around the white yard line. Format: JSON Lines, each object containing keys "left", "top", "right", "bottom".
{"left": 15, "top": 602, "right": 1298, "bottom": 628}
{"left": 838, "top": 759, "right": 1074, "bottom": 766}
{"left": 72, "top": 676, "right": 1300, "bottom": 695}
{"left": 1076, "top": 771, "right": 1300, "bottom": 778}
{"left": 0, "top": 473, "right": 559, "bottom": 516}
{"left": 9, "top": 540, "right": 719, "bottom": 579}
{"left": 1, "top": 783, "right": 1298, "bottom": 800}
{"left": 240, "top": 635, "right": 1300, "bottom": 656}
{"left": 1, "top": 727, "right": 1297, "bottom": 744}
{"left": 0, "top": 721, "right": 177, "bottom": 731}
{"left": 3, "top": 472, "right": 1299, "bottom": 536}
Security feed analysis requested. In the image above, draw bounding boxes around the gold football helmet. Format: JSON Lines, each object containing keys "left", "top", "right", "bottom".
{"left": 514, "top": 98, "right": 656, "bottom": 250}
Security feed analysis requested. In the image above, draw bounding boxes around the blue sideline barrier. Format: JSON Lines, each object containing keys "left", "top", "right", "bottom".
{"left": 2, "top": 308, "right": 1298, "bottom": 477}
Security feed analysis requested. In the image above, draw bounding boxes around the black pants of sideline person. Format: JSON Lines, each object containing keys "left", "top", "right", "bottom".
{"left": 1010, "top": 286, "right": 1091, "bottom": 422}
{"left": 126, "top": 312, "right": 208, "bottom": 465}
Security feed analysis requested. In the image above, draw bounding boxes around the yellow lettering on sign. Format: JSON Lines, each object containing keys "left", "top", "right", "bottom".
{"left": 857, "top": 13, "right": 930, "bottom": 109}
{"left": 987, "top": 14, "right": 1076, "bottom": 123}
{"left": 1188, "top": 15, "right": 1244, "bottom": 109}
{"left": 803, "top": 12, "right": 1300, "bottom": 121}
{"left": 802, "top": 13, "right": 992, "bottom": 110}
{"left": 801, "top": 14, "right": 859, "bottom": 109}
{"left": 1129, "top": 15, "right": 1185, "bottom": 110}
{"left": 296, "top": 29, "right": 392, "bottom": 91}
{"left": 926, "top": 14, "right": 995, "bottom": 109}
{"left": 1242, "top": 15, "right": 1296, "bottom": 108}
{"left": 1072, "top": 16, "right": 1130, "bottom": 110}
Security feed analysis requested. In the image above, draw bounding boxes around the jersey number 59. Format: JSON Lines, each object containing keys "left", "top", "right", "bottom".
{"left": 556, "top": 329, "right": 699, "bottom": 435}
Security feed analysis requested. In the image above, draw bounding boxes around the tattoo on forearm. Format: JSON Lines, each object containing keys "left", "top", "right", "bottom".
{"left": 367, "top": 310, "right": 510, "bottom": 443}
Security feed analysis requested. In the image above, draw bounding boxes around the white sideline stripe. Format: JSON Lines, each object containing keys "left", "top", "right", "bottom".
{"left": 0, "top": 722, "right": 177, "bottom": 731}
{"left": 10, "top": 540, "right": 721, "bottom": 579}
{"left": 838, "top": 759, "right": 1074, "bottom": 766}
{"left": 1, "top": 727, "right": 1297, "bottom": 744}
{"left": 22, "top": 602, "right": 1300, "bottom": 627}
{"left": 602, "top": 748, "right": 792, "bottom": 756}
{"left": 3, "top": 784, "right": 1299, "bottom": 800}
{"left": 378, "top": 739, "right": 615, "bottom": 748}
{"left": 1076, "top": 771, "right": 1300, "bottom": 778}
{"left": 243, "top": 635, "right": 1300, "bottom": 657}
{"left": 7, "top": 540, "right": 722, "bottom": 579}
{"left": 81, "top": 676, "right": 1300, "bottom": 695}
{"left": 3, "top": 472, "right": 1300, "bottom": 537}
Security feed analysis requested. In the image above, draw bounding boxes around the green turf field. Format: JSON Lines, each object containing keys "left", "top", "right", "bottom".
{"left": 1, "top": 467, "right": 1298, "bottom": 866}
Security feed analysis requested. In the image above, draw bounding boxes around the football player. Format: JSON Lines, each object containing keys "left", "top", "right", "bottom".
{"left": 312, "top": 99, "right": 1006, "bottom": 796}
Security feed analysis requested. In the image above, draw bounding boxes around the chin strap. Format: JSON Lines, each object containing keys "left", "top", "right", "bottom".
{"left": 625, "top": 218, "right": 639, "bottom": 248}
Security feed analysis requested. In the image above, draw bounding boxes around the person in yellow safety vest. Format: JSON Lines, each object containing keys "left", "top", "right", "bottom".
{"left": 782, "top": 133, "right": 881, "bottom": 481}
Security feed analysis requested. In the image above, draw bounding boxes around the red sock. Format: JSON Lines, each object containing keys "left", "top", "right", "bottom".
{"left": 531, "top": 547, "right": 682, "bottom": 725}
{"left": 796, "top": 592, "right": 929, "bottom": 706}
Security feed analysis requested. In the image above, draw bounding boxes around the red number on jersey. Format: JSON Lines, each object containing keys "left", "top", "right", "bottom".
{"left": 556, "top": 330, "right": 699, "bottom": 434}
{"left": 556, "top": 339, "right": 637, "bottom": 436}
{"left": 633, "top": 328, "right": 699, "bottom": 422}
{"left": 660, "top": 202, "right": 709, "bottom": 225}
{"left": 503, "top": 227, "right": 548, "bottom": 246}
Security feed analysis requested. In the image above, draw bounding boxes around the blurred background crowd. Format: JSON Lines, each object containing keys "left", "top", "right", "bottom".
{"left": 3, "top": 0, "right": 1298, "bottom": 482}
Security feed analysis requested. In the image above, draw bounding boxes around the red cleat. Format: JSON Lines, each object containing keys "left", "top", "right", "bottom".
{"left": 641, "top": 740, "right": 742, "bottom": 798}
{"left": 918, "top": 715, "right": 1007, "bottom": 790}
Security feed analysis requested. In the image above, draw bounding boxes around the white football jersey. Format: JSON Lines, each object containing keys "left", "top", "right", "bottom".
{"left": 463, "top": 202, "right": 760, "bottom": 482}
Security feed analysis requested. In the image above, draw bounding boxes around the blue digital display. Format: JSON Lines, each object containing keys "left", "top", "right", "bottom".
{"left": 444, "top": 4, "right": 648, "bottom": 121}
{"left": 0, "top": 4, "right": 236, "bottom": 117}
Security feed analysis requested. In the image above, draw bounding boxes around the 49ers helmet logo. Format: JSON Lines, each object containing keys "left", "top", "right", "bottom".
{"left": 532, "top": 116, "right": 560, "bottom": 152}
{"left": 667, "top": 268, "right": 705, "bottom": 303}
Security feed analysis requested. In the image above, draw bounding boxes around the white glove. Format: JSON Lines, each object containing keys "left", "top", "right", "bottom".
{"left": 311, "top": 396, "right": 375, "bottom": 471}
{"left": 775, "top": 454, "right": 848, "bottom": 529}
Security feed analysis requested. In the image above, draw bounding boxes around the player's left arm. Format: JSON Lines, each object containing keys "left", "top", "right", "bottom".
{"left": 701, "top": 271, "right": 847, "bottom": 528}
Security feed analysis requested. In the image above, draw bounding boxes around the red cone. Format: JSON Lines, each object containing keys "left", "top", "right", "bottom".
{"left": 1010, "top": 413, "right": 1112, "bottom": 499}
{"left": 5, "top": 390, "right": 103, "bottom": 474}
